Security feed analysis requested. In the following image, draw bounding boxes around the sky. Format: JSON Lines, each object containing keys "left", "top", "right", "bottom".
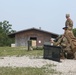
{"left": 0, "top": 0, "right": 76, "bottom": 35}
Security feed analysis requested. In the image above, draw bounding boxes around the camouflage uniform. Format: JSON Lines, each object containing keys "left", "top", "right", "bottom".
{"left": 64, "top": 14, "right": 76, "bottom": 51}
{"left": 53, "top": 34, "right": 72, "bottom": 58}
{"left": 54, "top": 34, "right": 71, "bottom": 52}
{"left": 64, "top": 14, "right": 76, "bottom": 58}
{"left": 64, "top": 29, "right": 76, "bottom": 52}
{"left": 54, "top": 26, "right": 73, "bottom": 58}
{"left": 54, "top": 14, "right": 76, "bottom": 59}
{"left": 65, "top": 14, "right": 73, "bottom": 30}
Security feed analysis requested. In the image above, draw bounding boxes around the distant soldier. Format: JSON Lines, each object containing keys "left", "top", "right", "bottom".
{"left": 65, "top": 14, "right": 73, "bottom": 30}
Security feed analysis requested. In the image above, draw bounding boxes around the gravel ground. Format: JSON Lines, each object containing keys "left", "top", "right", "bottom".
{"left": 0, "top": 56, "right": 76, "bottom": 75}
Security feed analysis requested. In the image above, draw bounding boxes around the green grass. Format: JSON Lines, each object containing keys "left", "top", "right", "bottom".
{"left": 0, "top": 67, "right": 45, "bottom": 75}
{"left": 0, "top": 47, "right": 43, "bottom": 57}
{"left": 0, "top": 65, "right": 61, "bottom": 75}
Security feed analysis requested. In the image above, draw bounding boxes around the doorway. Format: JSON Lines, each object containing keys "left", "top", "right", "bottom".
{"left": 30, "top": 37, "right": 37, "bottom": 47}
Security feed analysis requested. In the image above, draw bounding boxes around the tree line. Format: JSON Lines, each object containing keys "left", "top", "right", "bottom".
{"left": 0, "top": 20, "right": 16, "bottom": 46}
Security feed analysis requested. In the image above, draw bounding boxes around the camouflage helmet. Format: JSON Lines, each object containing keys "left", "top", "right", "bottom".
{"left": 66, "top": 14, "right": 70, "bottom": 18}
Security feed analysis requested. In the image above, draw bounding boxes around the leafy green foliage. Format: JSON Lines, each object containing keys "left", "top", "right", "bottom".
{"left": 73, "top": 28, "right": 76, "bottom": 37}
{"left": 0, "top": 20, "right": 16, "bottom": 46}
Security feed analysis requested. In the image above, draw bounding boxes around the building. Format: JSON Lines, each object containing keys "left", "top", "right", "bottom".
{"left": 8, "top": 27, "right": 59, "bottom": 47}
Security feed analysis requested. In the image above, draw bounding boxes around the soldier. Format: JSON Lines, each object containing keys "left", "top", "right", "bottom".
{"left": 62, "top": 26, "right": 73, "bottom": 58}
{"left": 53, "top": 26, "right": 74, "bottom": 58}
{"left": 65, "top": 14, "right": 73, "bottom": 30}
{"left": 65, "top": 14, "right": 76, "bottom": 51}
{"left": 53, "top": 27, "right": 68, "bottom": 47}
{"left": 65, "top": 28, "right": 76, "bottom": 53}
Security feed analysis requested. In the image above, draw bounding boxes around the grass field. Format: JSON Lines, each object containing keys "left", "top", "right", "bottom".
{"left": 0, "top": 47, "right": 43, "bottom": 57}
{"left": 0, "top": 47, "right": 61, "bottom": 75}
{"left": 0, "top": 66, "right": 59, "bottom": 75}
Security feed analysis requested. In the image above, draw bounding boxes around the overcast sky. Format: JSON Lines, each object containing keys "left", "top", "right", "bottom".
{"left": 0, "top": 0, "right": 76, "bottom": 34}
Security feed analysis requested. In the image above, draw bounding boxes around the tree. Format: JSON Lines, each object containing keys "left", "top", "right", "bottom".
{"left": 0, "top": 20, "right": 16, "bottom": 46}
{"left": 72, "top": 28, "right": 76, "bottom": 37}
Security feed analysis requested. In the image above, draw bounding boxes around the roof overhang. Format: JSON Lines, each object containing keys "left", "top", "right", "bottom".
{"left": 8, "top": 28, "right": 59, "bottom": 38}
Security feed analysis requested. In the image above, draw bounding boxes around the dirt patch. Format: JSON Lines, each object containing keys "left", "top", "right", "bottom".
{"left": 0, "top": 56, "right": 76, "bottom": 75}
